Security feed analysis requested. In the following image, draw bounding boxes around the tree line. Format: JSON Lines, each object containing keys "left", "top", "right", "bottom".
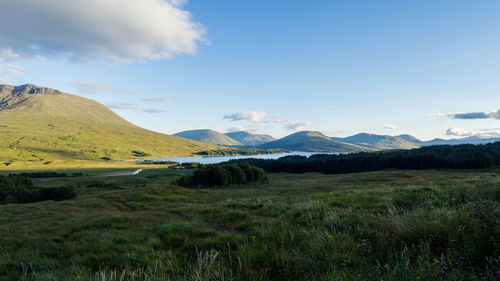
{"left": 174, "top": 163, "right": 268, "bottom": 188}
{"left": 225, "top": 142, "right": 500, "bottom": 174}
{"left": 0, "top": 175, "right": 76, "bottom": 204}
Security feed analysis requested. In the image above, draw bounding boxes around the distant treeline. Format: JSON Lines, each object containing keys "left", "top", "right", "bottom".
{"left": 174, "top": 163, "right": 268, "bottom": 188}
{"left": 0, "top": 175, "right": 76, "bottom": 204}
{"left": 226, "top": 142, "right": 500, "bottom": 174}
{"left": 11, "top": 172, "right": 85, "bottom": 178}
{"left": 196, "top": 148, "right": 286, "bottom": 156}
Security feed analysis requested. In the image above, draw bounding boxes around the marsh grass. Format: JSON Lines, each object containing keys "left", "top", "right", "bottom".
{"left": 0, "top": 168, "right": 498, "bottom": 280}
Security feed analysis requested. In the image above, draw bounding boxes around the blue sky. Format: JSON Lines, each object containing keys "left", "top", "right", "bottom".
{"left": 0, "top": 0, "right": 499, "bottom": 140}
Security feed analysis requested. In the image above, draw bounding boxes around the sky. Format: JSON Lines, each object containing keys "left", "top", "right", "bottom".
{"left": 0, "top": 0, "right": 499, "bottom": 140}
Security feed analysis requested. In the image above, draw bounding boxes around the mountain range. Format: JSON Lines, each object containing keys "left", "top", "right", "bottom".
{"left": 175, "top": 129, "right": 500, "bottom": 152}
{"left": 0, "top": 84, "right": 224, "bottom": 166}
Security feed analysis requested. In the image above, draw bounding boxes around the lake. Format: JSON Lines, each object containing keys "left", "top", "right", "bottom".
{"left": 148, "top": 151, "right": 335, "bottom": 164}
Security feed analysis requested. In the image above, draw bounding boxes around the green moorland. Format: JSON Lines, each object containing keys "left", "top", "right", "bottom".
{"left": 0, "top": 84, "right": 228, "bottom": 168}
{"left": 0, "top": 167, "right": 498, "bottom": 281}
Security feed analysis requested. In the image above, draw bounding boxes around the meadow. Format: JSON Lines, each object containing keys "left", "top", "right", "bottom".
{"left": 0, "top": 167, "right": 498, "bottom": 281}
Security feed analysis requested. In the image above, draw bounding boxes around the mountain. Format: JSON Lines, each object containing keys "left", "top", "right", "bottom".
{"left": 0, "top": 84, "right": 223, "bottom": 166}
{"left": 224, "top": 131, "right": 275, "bottom": 147}
{"left": 259, "top": 131, "right": 368, "bottom": 152}
{"left": 331, "top": 133, "right": 419, "bottom": 150}
{"left": 397, "top": 134, "right": 423, "bottom": 145}
{"left": 422, "top": 136, "right": 500, "bottom": 146}
{"left": 174, "top": 129, "right": 243, "bottom": 146}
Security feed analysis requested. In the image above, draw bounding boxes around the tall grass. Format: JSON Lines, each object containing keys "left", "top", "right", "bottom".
{"left": 0, "top": 169, "right": 498, "bottom": 280}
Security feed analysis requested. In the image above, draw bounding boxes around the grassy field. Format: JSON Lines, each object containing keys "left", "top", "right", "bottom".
{"left": 0, "top": 167, "right": 498, "bottom": 280}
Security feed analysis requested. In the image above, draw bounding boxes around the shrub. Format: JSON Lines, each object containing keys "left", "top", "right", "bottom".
{"left": 174, "top": 163, "right": 269, "bottom": 188}
{"left": 0, "top": 175, "right": 76, "bottom": 204}
{"left": 40, "top": 186, "right": 77, "bottom": 201}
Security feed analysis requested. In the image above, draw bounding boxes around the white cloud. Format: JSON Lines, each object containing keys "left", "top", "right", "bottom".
{"left": 452, "top": 109, "right": 500, "bottom": 120}
{"left": 106, "top": 102, "right": 137, "bottom": 110}
{"left": 227, "top": 126, "right": 247, "bottom": 132}
{"left": 428, "top": 112, "right": 449, "bottom": 117}
{"left": 284, "top": 122, "right": 312, "bottom": 131}
{"left": 223, "top": 111, "right": 267, "bottom": 123}
{"left": 143, "top": 97, "right": 170, "bottom": 102}
{"left": 430, "top": 109, "right": 500, "bottom": 120}
{"left": 0, "top": 0, "right": 205, "bottom": 63}
{"left": 0, "top": 62, "right": 33, "bottom": 76}
{"left": 446, "top": 128, "right": 474, "bottom": 137}
{"left": 142, "top": 108, "right": 166, "bottom": 113}
{"left": 68, "top": 82, "right": 136, "bottom": 94}
{"left": 382, "top": 124, "right": 397, "bottom": 130}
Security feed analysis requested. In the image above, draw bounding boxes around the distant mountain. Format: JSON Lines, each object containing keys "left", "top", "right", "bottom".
{"left": 331, "top": 133, "right": 419, "bottom": 150}
{"left": 174, "top": 129, "right": 243, "bottom": 146}
{"left": 259, "top": 131, "right": 368, "bottom": 152}
{"left": 0, "top": 84, "right": 223, "bottom": 166}
{"left": 397, "top": 134, "right": 423, "bottom": 144}
{"left": 224, "top": 131, "right": 275, "bottom": 147}
{"left": 422, "top": 136, "right": 500, "bottom": 146}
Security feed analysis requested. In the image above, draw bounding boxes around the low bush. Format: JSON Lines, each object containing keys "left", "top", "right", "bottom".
{"left": 174, "top": 163, "right": 268, "bottom": 188}
{"left": 0, "top": 175, "right": 76, "bottom": 204}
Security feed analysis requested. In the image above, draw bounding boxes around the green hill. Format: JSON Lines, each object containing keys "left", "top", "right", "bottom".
{"left": 0, "top": 84, "right": 224, "bottom": 167}
{"left": 174, "top": 129, "right": 243, "bottom": 146}
{"left": 224, "top": 131, "right": 275, "bottom": 147}
{"left": 331, "top": 133, "right": 419, "bottom": 150}
{"left": 259, "top": 131, "right": 368, "bottom": 152}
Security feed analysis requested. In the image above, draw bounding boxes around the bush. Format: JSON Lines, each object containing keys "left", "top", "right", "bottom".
{"left": 40, "top": 186, "right": 77, "bottom": 201}
{"left": 0, "top": 175, "right": 76, "bottom": 204}
{"left": 174, "top": 163, "right": 269, "bottom": 188}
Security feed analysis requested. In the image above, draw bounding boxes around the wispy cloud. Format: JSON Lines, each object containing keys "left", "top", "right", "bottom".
{"left": 284, "top": 121, "right": 312, "bottom": 131}
{"left": 430, "top": 109, "right": 500, "bottom": 119}
{"left": 223, "top": 111, "right": 267, "bottom": 123}
{"left": 0, "top": 0, "right": 205, "bottom": 63}
{"left": 382, "top": 124, "right": 397, "bottom": 129}
{"left": 452, "top": 109, "right": 500, "bottom": 119}
{"left": 0, "top": 61, "right": 34, "bottom": 77}
{"left": 106, "top": 102, "right": 137, "bottom": 110}
{"left": 143, "top": 97, "right": 170, "bottom": 102}
{"left": 68, "top": 82, "right": 137, "bottom": 95}
{"left": 226, "top": 125, "right": 270, "bottom": 134}
{"left": 223, "top": 111, "right": 312, "bottom": 132}
{"left": 446, "top": 127, "right": 500, "bottom": 138}
{"left": 142, "top": 108, "right": 166, "bottom": 113}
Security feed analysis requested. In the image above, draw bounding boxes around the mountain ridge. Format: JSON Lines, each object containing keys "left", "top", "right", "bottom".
{"left": 0, "top": 84, "right": 225, "bottom": 166}
{"left": 259, "top": 131, "right": 369, "bottom": 152}
{"left": 174, "top": 129, "right": 243, "bottom": 146}
{"left": 224, "top": 131, "right": 275, "bottom": 147}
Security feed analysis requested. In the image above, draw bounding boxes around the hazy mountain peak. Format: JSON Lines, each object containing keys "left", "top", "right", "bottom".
{"left": 174, "top": 129, "right": 243, "bottom": 146}
{"left": 224, "top": 131, "right": 275, "bottom": 147}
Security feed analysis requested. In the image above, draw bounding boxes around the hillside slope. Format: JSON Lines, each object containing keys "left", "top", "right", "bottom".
{"left": 0, "top": 84, "right": 224, "bottom": 166}
{"left": 259, "top": 131, "right": 368, "bottom": 152}
{"left": 174, "top": 129, "right": 243, "bottom": 146}
{"left": 331, "top": 133, "right": 419, "bottom": 150}
{"left": 224, "top": 131, "right": 275, "bottom": 147}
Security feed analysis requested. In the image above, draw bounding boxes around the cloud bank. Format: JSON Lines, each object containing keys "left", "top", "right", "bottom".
{"left": 430, "top": 109, "right": 500, "bottom": 120}
{"left": 0, "top": 0, "right": 205, "bottom": 63}
{"left": 452, "top": 109, "right": 500, "bottom": 119}
{"left": 446, "top": 127, "right": 500, "bottom": 138}
{"left": 446, "top": 127, "right": 474, "bottom": 137}
{"left": 106, "top": 102, "right": 137, "bottom": 110}
{"left": 223, "top": 111, "right": 267, "bottom": 123}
